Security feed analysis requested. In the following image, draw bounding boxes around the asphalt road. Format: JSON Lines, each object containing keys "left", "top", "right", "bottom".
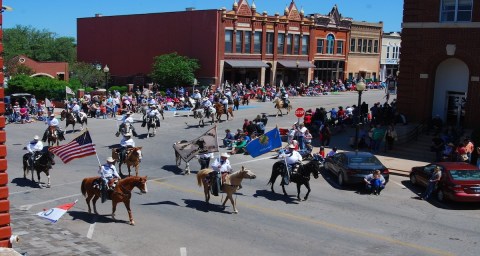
{"left": 6, "top": 90, "right": 480, "bottom": 256}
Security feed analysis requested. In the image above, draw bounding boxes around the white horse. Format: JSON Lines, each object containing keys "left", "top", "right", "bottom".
{"left": 193, "top": 106, "right": 216, "bottom": 127}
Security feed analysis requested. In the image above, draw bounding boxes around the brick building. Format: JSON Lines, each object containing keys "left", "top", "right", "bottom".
{"left": 77, "top": 0, "right": 382, "bottom": 89}
{"left": 380, "top": 32, "right": 401, "bottom": 82}
{"left": 8, "top": 55, "right": 69, "bottom": 81}
{"left": 399, "top": 0, "right": 479, "bottom": 128}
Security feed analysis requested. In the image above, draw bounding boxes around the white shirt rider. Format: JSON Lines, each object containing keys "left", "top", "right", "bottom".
{"left": 122, "top": 114, "right": 134, "bottom": 125}
{"left": 148, "top": 107, "right": 160, "bottom": 117}
{"left": 201, "top": 99, "right": 212, "bottom": 108}
{"left": 71, "top": 103, "right": 81, "bottom": 114}
{"left": 99, "top": 160, "right": 121, "bottom": 185}
{"left": 191, "top": 92, "right": 202, "bottom": 100}
{"left": 120, "top": 137, "right": 135, "bottom": 147}
{"left": 27, "top": 138, "right": 43, "bottom": 153}
{"left": 211, "top": 155, "right": 232, "bottom": 174}
{"left": 46, "top": 116, "right": 59, "bottom": 127}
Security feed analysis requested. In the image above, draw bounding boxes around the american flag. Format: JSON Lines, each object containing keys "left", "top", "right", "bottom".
{"left": 50, "top": 130, "right": 96, "bottom": 163}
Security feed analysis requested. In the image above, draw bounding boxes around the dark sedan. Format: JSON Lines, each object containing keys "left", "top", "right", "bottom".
{"left": 410, "top": 162, "right": 480, "bottom": 202}
{"left": 323, "top": 151, "right": 389, "bottom": 186}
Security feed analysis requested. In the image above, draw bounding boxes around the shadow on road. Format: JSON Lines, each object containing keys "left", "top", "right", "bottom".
{"left": 162, "top": 165, "right": 184, "bottom": 175}
{"left": 253, "top": 189, "right": 299, "bottom": 204}
{"left": 183, "top": 199, "right": 232, "bottom": 213}
{"left": 69, "top": 210, "right": 129, "bottom": 224}
{"left": 11, "top": 177, "right": 38, "bottom": 188}
{"left": 142, "top": 201, "right": 179, "bottom": 207}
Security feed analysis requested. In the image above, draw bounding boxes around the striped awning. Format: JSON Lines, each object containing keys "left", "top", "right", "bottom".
{"left": 277, "top": 60, "right": 315, "bottom": 68}
{"left": 224, "top": 60, "right": 269, "bottom": 68}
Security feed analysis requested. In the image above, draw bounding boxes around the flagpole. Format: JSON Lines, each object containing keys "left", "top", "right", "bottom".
{"left": 84, "top": 128, "right": 102, "bottom": 166}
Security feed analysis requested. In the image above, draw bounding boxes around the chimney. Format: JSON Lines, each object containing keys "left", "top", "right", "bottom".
{"left": 186, "top": 7, "right": 195, "bottom": 11}
{"left": 95, "top": 13, "right": 103, "bottom": 17}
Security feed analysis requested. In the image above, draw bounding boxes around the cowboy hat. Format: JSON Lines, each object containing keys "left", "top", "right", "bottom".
{"left": 203, "top": 97, "right": 209, "bottom": 101}
{"left": 150, "top": 105, "right": 157, "bottom": 108}
{"left": 106, "top": 157, "right": 115, "bottom": 163}
{"left": 288, "top": 144, "right": 296, "bottom": 149}
{"left": 124, "top": 132, "right": 132, "bottom": 137}
{"left": 220, "top": 152, "right": 230, "bottom": 158}
{"left": 50, "top": 113, "right": 55, "bottom": 117}
{"left": 33, "top": 135, "right": 40, "bottom": 140}
{"left": 194, "top": 89, "right": 199, "bottom": 92}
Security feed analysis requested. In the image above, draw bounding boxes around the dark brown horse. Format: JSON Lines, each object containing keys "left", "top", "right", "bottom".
{"left": 47, "top": 126, "right": 59, "bottom": 146}
{"left": 111, "top": 147, "right": 143, "bottom": 176}
{"left": 61, "top": 109, "right": 88, "bottom": 133}
{"left": 214, "top": 102, "right": 234, "bottom": 121}
{"left": 81, "top": 176, "right": 148, "bottom": 225}
{"left": 22, "top": 150, "right": 56, "bottom": 188}
{"left": 267, "top": 160, "right": 320, "bottom": 201}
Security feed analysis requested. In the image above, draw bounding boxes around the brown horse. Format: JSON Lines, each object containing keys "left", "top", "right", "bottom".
{"left": 214, "top": 102, "right": 234, "bottom": 122}
{"left": 22, "top": 151, "right": 56, "bottom": 188}
{"left": 47, "top": 126, "right": 59, "bottom": 146}
{"left": 112, "top": 147, "right": 143, "bottom": 177}
{"left": 81, "top": 176, "right": 148, "bottom": 225}
{"left": 273, "top": 97, "right": 292, "bottom": 117}
{"left": 196, "top": 167, "right": 256, "bottom": 214}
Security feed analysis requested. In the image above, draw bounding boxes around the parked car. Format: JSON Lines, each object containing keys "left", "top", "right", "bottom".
{"left": 323, "top": 151, "right": 389, "bottom": 186}
{"left": 410, "top": 162, "right": 480, "bottom": 202}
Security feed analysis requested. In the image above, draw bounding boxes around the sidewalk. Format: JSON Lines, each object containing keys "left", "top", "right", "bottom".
{"left": 9, "top": 208, "right": 117, "bottom": 256}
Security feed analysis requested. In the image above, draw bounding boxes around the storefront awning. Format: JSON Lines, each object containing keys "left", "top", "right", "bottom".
{"left": 224, "top": 60, "right": 269, "bottom": 68}
{"left": 277, "top": 60, "right": 315, "bottom": 68}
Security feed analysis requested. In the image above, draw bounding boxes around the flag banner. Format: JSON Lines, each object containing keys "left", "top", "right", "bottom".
{"left": 66, "top": 86, "right": 75, "bottom": 95}
{"left": 45, "top": 98, "right": 52, "bottom": 107}
{"left": 37, "top": 200, "right": 78, "bottom": 223}
{"left": 246, "top": 127, "right": 282, "bottom": 158}
{"left": 50, "top": 130, "right": 96, "bottom": 163}
{"left": 173, "top": 126, "right": 218, "bottom": 162}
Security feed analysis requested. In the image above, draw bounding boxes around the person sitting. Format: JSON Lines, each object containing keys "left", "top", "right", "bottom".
{"left": 98, "top": 157, "right": 121, "bottom": 202}
{"left": 364, "top": 170, "right": 386, "bottom": 195}
{"left": 222, "top": 129, "right": 234, "bottom": 148}
{"left": 142, "top": 104, "right": 161, "bottom": 128}
{"left": 326, "top": 147, "right": 338, "bottom": 158}
{"left": 118, "top": 133, "right": 135, "bottom": 164}
{"left": 211, "top": 153, "right": 233, "bottom": 189}
{"left": 71, "top": 101, "right": 81, "bottom": 122}
{"left": 201, "top": 97, "right": 213, "bottom": 117}
{"left": 230, "top": 135, "right": 247, "bottom": 155}
{"left": 280, "top": 89, "right": 289, "bottom": 107}
{"left": 116, "top": 111, "right": 137, "bottom": 137}
{"left": 279, "top": 144, "right": 303, "bottom": 184}
{"left": 42, "top": 114, "right": 65, "bottom": 142}
{"left": 26, "top": 135, "right": 44, "bottom": 168}
{"left": 191, "top": 89, "right": 202, "bottom": 110}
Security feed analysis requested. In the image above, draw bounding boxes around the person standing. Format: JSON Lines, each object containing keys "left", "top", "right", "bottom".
{"left": 197, "top": 152, "right": 213, "bottom": 170}
{"left": 422, "top": 166, "right": 442, "bottom": 200}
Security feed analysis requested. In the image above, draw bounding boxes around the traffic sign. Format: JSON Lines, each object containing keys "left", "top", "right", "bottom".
{"left": 295, "top": 108, "right": 305, "bottom": 118}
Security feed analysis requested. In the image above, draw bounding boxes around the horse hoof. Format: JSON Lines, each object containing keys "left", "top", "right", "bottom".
{"left": 46, "top": 184, "right": 51, "bottom": 188}
{"left": 233, "top": 210, "right": 238, "bottom": 214}
{"left": 130, "top": 221, "right": 135, "bottom": 226}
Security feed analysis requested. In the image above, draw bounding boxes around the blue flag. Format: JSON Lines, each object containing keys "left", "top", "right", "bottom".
{"left": 246, "top": 128, "right": 282, "bottom": 158}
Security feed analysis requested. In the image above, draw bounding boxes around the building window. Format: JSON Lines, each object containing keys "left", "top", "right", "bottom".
{"left": 317, "top": 39, "right": 324, "bottom": 54}
{"left": 294, "top": 34, "right": 300, "bottom": 54}
{"left": 367, "top": 40, "right": 373, "bottom": 53}
{"left": 326, "top": 34, "right": 335, "bottom": 54}
{"left": 362, "top": 39, "right": 368, "bottom": 52}
{"left": 441, "top": 0, "right": 473, "bottom": 22}
{"left": 225, "top": 30, "right": 233, "bottom": 53}
{"left": 277, "top": 33, "right": 285, "bottom": 54}
{"left": 287, "top": 34, "right": 293, "bottom": 54}
{"left": 374, "top": 40, "right": 379, "bottom": 53}
{"left": 266, "top": 32, "right": 274, "bottom": 54}
{"left": 357, "top": 39, "right": 362, "bottom": 52}
{"left": 301, "top": 35, "right": 309, "bottom": 55}
{"left": 235, "top": 31, "right": 243, "bottom": 53}
{"left": 254, "top": 31, "right": 262, "bottom": 53}
{"left": 336, "top": 41, "right": 344, "bottom": 54}
{"left": 350, "top": 38, "right": 356, "bottom": 52}
{"left": 245, "top": 31, "right": 251, "bottom": 53}
{"left": 386, "top": 46, "right": 390, "bottom": 58}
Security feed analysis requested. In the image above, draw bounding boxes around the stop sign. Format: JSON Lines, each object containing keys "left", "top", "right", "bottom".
{"left": 295, "top": 108, "right": 305, "bottom": 118}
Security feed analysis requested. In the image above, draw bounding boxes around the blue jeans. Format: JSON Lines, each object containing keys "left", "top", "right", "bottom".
{"left": 423, "top": 181, "right": 436, "bottom": 199}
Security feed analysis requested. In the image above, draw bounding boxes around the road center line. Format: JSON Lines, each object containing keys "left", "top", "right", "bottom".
{"left": 86, "top": 216, "right": 97, "bottom": 239}
{"left": 19, "top": 193, "right": 82, "bottom": 210}
{"left": 10, "top": 181, "right": 80, "bottom": 195}
{"left": 231, "top": 156, "right": 274, "bottom": 166}
{"left": 152, "top": 180, "right": 453, "bottom": 256}
{"left": 180, "top": 247, "right": 187, "bottom": 256}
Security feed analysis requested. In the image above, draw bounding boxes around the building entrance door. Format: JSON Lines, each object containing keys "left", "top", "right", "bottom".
{"left": 445, "top": 91, "right": 466, "bottom": 127}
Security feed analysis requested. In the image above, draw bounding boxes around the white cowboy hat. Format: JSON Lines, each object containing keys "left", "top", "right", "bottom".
{"left": 126, "top": 111, "right": 132, "bottom": 115}
{"left": 124, "top": 132, "right": 132, "bottom": 137}
{"left": 194, "top": 89, "right": 199, "bottom": 92}
{"left": 288, "top": 144, "right": 296, "bottom": 149}
{"left": 33, "top": 135, "right": 40, "bottom": 140}
{"left": 50, "top": 113, "right": 55, "bottom": 117}
{"left": 150, "top": 105, "right": 157, "bottom": 108}
{"left": 220, "top": 152, "right": 230, "bottom": 158}
{"left": 203, "top": 97, "right": 209, "bottom": 101}
{"left": 106, "top": 157, "right": 115, "bottom": 163}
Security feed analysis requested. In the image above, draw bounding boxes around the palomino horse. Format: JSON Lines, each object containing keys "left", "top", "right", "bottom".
{"left": 214, "top": 102, "right": 234, "bottom": 122}
{"left": 192, "top": 107, "right": 216, "bottom": 127}
{"left": 47, "top": 126, "right": 59, "bottom": 146}
{"left": 267, "top": 159, "right": 320, "bottom": 201}
{"left": 22, "top": 150, "right": 56, "bottom": 188}
{"left": 60, "top": 110, "right": 88, "bottom": 133}
{"left": 112, "top": 147, "right": 143, "bottom": 177}
{"left": 81, "top": 176, "right": 148, "bottom": 225}
{"left": 196, "top": 167, "right": 256, "bottom": 213}
{"left": 272, "top": 97, "right": 292, "bottom": 117}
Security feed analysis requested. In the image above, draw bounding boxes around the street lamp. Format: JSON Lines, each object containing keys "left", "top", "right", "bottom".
{"left": 103, "top": 65, "right": 110, "bottom": 91}
{"left": 354, "top": 78, "right": 366, "bottom": 151}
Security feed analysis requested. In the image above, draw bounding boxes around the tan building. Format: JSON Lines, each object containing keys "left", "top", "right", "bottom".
{"left": 346, "top": 21, "right": 383, "bottom": 82}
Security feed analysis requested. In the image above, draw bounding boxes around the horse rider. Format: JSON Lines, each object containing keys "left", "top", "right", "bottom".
{"left": 116, "top": 111, "right": 138, "bottom": 137}
{"left": 26, "top": 135, "right": 44, "bottom": 168}
{"left": 71, "top": 101, "right": 81, "bottom": 121}
{"left": 191, "top": 89, "right": 202, "bottom": 110}
{"left": 143, "top": 104, "right": 161, "bottom": 127}
{"left": 280, "top": 88, "right": 289, "bottom": 107}
{"left": 147, "top": 96, "right": 157, "bottom": 106}
{"left": 211, "top": 152, "right": 234, "bottom": 189}
{"left": 279, "top": 144, "right": 302, "bottom": 183}
{"left": 201, "top": 97, "right": 212, "bottom": 117}
{"left": 118, "top": 132, "right": 135, "bottom": 164}
{"left": 224, "top": 88, "right": 232, "bottom": 103}
{"left": 220, "top": 95, "right": 229, "bottom": 113}
{"left": 42, "top": 113, "right": 65, "bottom": 142}
{"left": 98, "top": 157, "right": 121, "bottom": 200}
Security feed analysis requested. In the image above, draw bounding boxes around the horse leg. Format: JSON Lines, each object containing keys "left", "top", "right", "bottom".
{"left": 282, "top": 183, "right": 288, "bottom": 196}
{"left": 85, "top": 194, "right": 93, "bottom": 214}
{"left": 111, "top": 201, "right": 118, "bottom": 221}
{"left": 297, "top": 183, "right": 302, "bottom": 201}
{"left": 127, "top": 165, "right": 132, "bottom": 177}
{"left": 303, "top": 182, "right": 311, "bottom": 201}
{"left": 46, "top": 170, "right": 51, "bottom": 188}
{"left": 118, "top": 164, "right": 124, "bottom": 177}
{"left": 124, "top": 200, "right": 135, "bottom": 225}
{"left": 36, "top": 171, "right": 42, "bottom": 188}
{"left": 203, "top": 184, "right": 209, "bottom": 204}
{"left": 92, "top": 195, "right": 100, "bottom": 215}
{"left": 135, "top": 165, "right": 139, "bottom": 176}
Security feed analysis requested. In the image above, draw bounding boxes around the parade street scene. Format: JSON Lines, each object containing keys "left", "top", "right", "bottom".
{"left": 1, "top": 0, "right": 480, "bottom": 256}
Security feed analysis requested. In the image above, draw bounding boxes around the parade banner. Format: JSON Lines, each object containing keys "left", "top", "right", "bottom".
{"left": 173, "top": 126, "right": 218, "bottom": 162}
{"left": 37, "top": 200, "right": 77, "bottom": 223}
{"left": 246, "top": 127, "right": 282, "bottom": 158}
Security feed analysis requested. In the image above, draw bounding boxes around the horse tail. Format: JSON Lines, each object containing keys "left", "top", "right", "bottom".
{"left": 267, "top": 162, "right": 282, "bottom": 185}
{"left": 81, "top": 178, "right": 87, "bottom": 197}
{"left": 196, "top": 169, "right": 211, "bottom": 187}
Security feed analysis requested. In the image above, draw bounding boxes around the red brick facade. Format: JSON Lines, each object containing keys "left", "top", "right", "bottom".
{"left": 399, "top": 0, "right": 480, "bottom": 128}
{"left": 9, "top": 55, "right": 69, "bottom": 81}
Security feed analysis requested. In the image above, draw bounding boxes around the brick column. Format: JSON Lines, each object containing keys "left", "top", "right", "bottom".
{"left": 0, "top": 0, "right": 12, "bottom": 247}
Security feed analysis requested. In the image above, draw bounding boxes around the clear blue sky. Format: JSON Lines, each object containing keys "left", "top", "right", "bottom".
{"left": 2, "top": 0, "right": 403, "bottom": 39}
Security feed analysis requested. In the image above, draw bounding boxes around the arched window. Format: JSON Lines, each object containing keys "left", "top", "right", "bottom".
{"left": 326, "top": 34, "right": 335, "bottom": 54}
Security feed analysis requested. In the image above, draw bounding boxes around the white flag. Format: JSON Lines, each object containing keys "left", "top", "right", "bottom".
{"left": 37, "top": 200, "right": 77, "bottom": 223}
{"left": 173, "top": 126, "right": 219, "bottom": 162}
{"left": 66, "top": 86, "right": 75, "bottom": 95}
{"left": 45, "top": 98, "right": 52, "bottom": 107}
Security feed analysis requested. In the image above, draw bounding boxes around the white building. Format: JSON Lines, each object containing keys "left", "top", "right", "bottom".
{"left": 380, "top": 32, "right": 401, "bottom": 82}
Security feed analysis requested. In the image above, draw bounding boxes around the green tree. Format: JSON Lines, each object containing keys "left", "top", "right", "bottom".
{"left": 70, "top": 62, "right": 106, "bottom": 89}
{"left": 3, "top": 25, "right": 76, "bottom": 63}
{"left": 7, "top": 74, "right": 76, "bottom": 100}
{"left": 150, "top": 53, "right": 200, "bottom": 87}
